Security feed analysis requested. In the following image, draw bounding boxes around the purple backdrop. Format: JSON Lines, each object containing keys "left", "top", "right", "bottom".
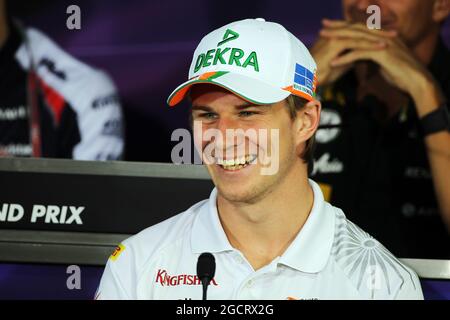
{"left": 10, "top": 0, "right": 450, "bottom": 161}
{"left": 0, "top": 263, "right": 449, "bottom": 300}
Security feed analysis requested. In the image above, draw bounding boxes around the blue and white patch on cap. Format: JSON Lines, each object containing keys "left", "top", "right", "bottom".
{"left": 293, "top": 63, "right": 315, "bottom": 97}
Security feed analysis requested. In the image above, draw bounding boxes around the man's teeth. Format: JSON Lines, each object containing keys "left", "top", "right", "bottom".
{"left": 216, "top": 155, "right": 257, "bottom": 170}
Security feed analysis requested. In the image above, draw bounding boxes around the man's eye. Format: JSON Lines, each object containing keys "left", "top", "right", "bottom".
{"left": 200, "top": 112, "right": 217, "bottom": 119}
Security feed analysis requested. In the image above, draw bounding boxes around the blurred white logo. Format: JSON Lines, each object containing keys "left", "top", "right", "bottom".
{"left": 316, "top": 109, "right": 341, "bottom": 144}
{"left": 312, "top": 153, "right": 343, "bottom": 175}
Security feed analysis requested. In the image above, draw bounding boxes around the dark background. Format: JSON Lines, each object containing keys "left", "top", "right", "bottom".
{"left": 0, "top": 170, "right": 213, "bottom": 233}
{"left": 7, "top": 0, "right": 450, "bottom": 162}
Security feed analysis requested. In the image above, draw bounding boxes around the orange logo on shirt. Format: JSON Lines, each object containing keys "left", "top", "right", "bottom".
{"left": 110, "top": 243, "right": 125, "bottom": 261}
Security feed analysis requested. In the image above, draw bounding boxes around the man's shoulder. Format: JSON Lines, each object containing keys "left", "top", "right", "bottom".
{"left": 96, "top": 198, "right": 209, "bottom": 299}
{"left": 110, "top": 199, "right": 208, "bottom": 269}
{"left": 329, "top": 209, "right": 423, "bottom": 299}
{"left": 15, "top": 27, "right": 118, "bottom": 109}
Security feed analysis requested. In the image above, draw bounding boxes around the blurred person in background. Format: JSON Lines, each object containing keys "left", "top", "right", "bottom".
{"left": 0, "top": 0, "right": 124, "bottom": 160}
{"left": 310, "top": 0, "right": 449, "bottom": 258}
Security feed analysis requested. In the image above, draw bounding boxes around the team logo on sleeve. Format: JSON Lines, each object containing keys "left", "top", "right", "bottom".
{"left": 110, "top": 243, "right": 125, "bottom": 261}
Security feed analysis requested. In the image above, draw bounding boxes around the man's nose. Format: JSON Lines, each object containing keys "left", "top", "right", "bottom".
{"left": 214, "top": 116, "right": 241, "bottom": 134}
{"left": 209, "top": 117, "right": 245, "bottom": 151}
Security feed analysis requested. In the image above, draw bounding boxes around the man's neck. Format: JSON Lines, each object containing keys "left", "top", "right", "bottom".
{"left": 216, "top": 163, "right": 314, "bottom": 271}
{"left": 412, "top": 28, "right": 440, "bottom": 66}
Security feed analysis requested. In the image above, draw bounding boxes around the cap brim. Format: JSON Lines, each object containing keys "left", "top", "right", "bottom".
{"left": 167, "top": 71, "right": 308, "bottom": 107}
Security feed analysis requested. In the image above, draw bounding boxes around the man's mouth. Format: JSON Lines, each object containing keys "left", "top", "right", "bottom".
{"left": 215, "top": 154, "right": 257, "bottom": 171}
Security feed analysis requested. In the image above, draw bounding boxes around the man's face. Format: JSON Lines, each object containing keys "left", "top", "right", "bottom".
{"left": 342, "top": 0, "right": 438, "bottom": 46}
{"left": 190, "top": 84, "right": 299, "bottom": 204}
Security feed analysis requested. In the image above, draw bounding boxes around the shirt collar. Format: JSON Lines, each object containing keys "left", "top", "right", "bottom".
{"left": 278, "top": 179, "right": 335, "bottom": 273}
{"left": 191, "top": 179, "right": 336, "bottom": 274}
{"left": 191, "top": 188, "right": 234, "bottom": 254}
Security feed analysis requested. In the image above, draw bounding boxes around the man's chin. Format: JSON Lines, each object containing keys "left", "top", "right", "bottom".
{"left": 216, "top": 186, "right": 255, "bottom": 203}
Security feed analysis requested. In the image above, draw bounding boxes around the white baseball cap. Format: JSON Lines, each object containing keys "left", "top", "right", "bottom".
{"left": 167, "top": 18, "right": 318, "bottom": 107}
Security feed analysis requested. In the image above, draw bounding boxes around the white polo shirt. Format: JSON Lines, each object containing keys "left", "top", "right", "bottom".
{"left": 96, "top": 179, "right": 423, "bottom": 300}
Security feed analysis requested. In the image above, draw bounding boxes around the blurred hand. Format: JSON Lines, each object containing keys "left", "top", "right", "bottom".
{"left": 320, "top": 19, "right": 444, "bottom": 114}
{"left": 311, "top": 19, "right": 397, "bottom": 86}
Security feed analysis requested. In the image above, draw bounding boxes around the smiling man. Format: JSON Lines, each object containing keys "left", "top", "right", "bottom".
{"left": 310, "top": 0, "right": 450, "bottom": 259}
{"left": 96, "top": 18, "right": 423, "bottom": 300}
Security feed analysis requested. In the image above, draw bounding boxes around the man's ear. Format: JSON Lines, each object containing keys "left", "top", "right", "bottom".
{"left": 432, "top": 0, "right": 450, "bottom": 24}
{"left": 294, "top": 99, "right": 321, "bottom": 145}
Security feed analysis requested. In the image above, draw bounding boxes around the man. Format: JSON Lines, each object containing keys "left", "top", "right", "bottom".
{"left": 0, "top": 0, "right": 124, "bottom": 159}
{"left": 97, "top": 18, "right": 422, "bottom": 300}
{"left": 310, "top": 0, "right": 450, "bottom": 259}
